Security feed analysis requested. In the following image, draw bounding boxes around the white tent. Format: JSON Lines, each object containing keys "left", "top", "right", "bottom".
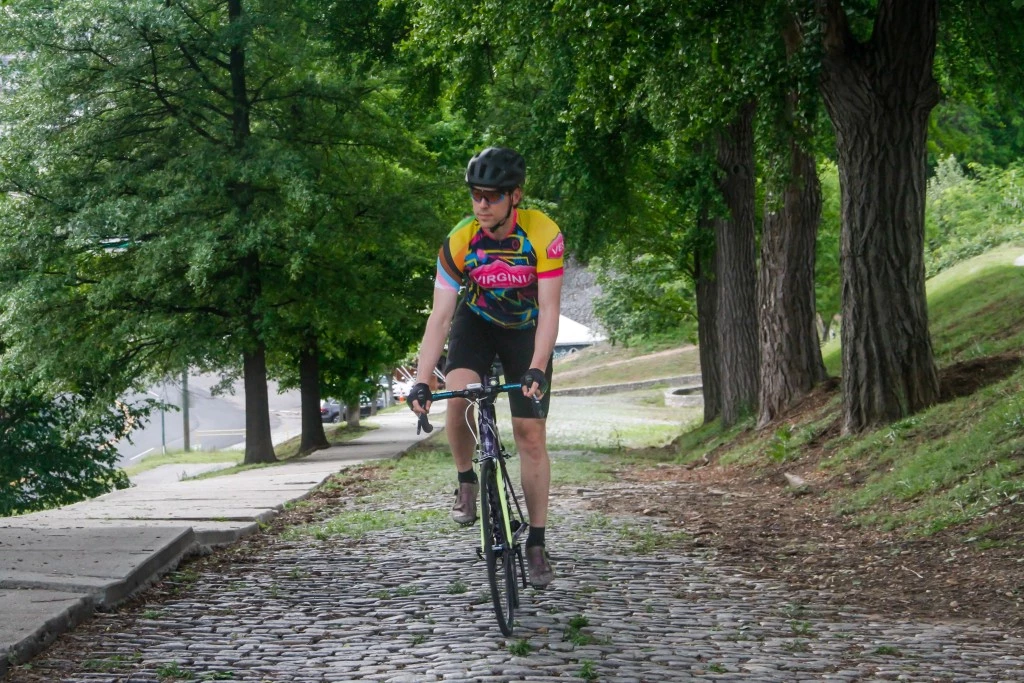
{"left": 556, "top": 315, "right": 605, "bottom": 352}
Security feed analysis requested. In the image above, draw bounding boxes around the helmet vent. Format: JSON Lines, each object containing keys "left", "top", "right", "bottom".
{"left": 465, "top": 147, "right": 525, "bottom": 190}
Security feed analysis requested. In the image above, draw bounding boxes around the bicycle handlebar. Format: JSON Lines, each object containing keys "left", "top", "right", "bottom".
{"left": 431, "top": 382, "right": 523, "bottom": 403}
{"left": 414, "top": 382, "right": 541, "bottom": 434}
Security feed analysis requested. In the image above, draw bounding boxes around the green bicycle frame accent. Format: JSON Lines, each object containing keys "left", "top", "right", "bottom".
{"left": 479, "top": 460, "right": 515, "bottom": 556}
{"left": 418, "top": 376, "right": 528, "bottom": 636}
{"left": 419, "top": 378, "right": 524, "bottom": 560}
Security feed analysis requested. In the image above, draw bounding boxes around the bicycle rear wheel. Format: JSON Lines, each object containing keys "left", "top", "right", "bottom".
{"left": 479, "top": 460, "right": 518, "bottom": 635}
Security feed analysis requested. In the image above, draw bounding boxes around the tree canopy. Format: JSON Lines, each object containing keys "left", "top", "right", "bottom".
{"left": 1, "top": 0, "right": 1022, "bottom": 508}
{"left": 0, "top": 0, "right": 444, "bottom": 468}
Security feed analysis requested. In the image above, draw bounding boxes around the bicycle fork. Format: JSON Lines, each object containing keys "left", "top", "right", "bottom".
{"left": 477, "top": 458, "right": 519, "bottom": 559}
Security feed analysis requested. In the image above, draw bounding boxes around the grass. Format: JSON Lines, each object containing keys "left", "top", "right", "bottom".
{"left": 176, "top": 244, "right": 1021, "bottom": 555}
{"left": 122, "top": 421, "right": 376, "bottom": 480}
{"left": 554, "top": 345, "right": 700, "bottom": 389}
{"left": 82, "top": 653, "right": 141, "bottom": 672}
{"left": 821, "top": 244, "right": 1024, "bottom": 373}
{"left": 284, "top": 508, "right": 447, "bottom": 540}
{"left": 577, "top": 660, "right": 599, "bottom": 681}
{"left": 548, "top": 453, "right": 619, "bottom": 486}
{"left": 119, "top": 450, "right": 242, "bottom": 478}
{"left": 675, "top": 245, "right": 1024, "bottom": 537}
{"left": 818, "top": 247, "right": 1024, "bottom": 534}
{"left": 554, "top": 325, "right": 697, "bottom": 377}
{"left": 308, "top": 447, "right": 463, "bottom": 513}
{"left": 831, "top": 379, "right": 1024, "bottom": 533}
{"left": 618, "top": 524, "right": 691, "bottom": 554}
{"left": 275, "top": 422, "right": 377, "bottom": 459}
{"left": 504, "top": 391, "right": 702, "bottom": 452}
{"left": 155, "top": 661, "right": 192, "bottom": 679}
{"left": 283, "top": 443, "right": 626, "bottom": 541}
{"left": 927, "top": 247, "right": 1024, "bottom": 361}
{"left": 563, "top": 614, "right": 594, "bottom": 646}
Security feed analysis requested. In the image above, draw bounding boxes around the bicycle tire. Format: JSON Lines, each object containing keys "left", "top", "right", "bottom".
{"left": 497, "top": 458, "right": 529, "bottom": 597}
{"left": 480, "top": 459, "right": 517, "bottom": 635}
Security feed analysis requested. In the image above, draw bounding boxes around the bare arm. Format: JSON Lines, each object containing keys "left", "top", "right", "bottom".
{"left": 411, "top": 287, "right": 459, "bottom": 412}
{"left": 524, "top": 275, "right": 563, "bottom": 398}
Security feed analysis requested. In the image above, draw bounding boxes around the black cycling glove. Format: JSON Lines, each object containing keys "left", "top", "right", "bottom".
{"left": 520, "top": 368, "right": 548, "bottom": 396}
{"left": 406, "top": 382, "right": 432, "bottom": 411}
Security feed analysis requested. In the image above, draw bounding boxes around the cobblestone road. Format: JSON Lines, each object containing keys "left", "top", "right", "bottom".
{"left": 8, "top": 490, "right": 1024, "bottom": 683}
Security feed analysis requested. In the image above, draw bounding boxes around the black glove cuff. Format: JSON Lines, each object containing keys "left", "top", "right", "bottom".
{"left": 407, "top": 382, "right": 431, "bottom": 410}
{"left": 520, "top": 367, "right": 548, "bottom": 393}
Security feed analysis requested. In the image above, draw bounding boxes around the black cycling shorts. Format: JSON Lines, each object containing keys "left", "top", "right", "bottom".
{"left": 445, "top": 304, "right": 553, "bottom": 419}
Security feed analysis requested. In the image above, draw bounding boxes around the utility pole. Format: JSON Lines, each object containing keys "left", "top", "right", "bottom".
{"left": 181, "top": 370, "right": 191, "bottom": 452}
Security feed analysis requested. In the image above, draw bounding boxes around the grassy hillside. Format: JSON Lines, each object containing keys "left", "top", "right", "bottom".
{"left": 816, "top": 245, "right": 1024, "bottom": 534}
{"left": 565, "top": 245, "right": 1024, "bottom": 539}
{"left": 553, "top": 344, "right": 700, "bottom": 389}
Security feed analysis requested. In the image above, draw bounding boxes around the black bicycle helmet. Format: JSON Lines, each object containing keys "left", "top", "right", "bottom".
{"left": 465, "top": 147, "right": 526, "bottom": 190}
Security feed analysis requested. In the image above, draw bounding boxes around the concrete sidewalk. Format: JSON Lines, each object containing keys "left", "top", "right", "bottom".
{"left": 0, "top": 409, "right": 436, "bottom": 677}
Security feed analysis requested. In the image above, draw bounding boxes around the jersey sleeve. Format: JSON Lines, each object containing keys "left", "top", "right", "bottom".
{"left": 531, "top": 212, "right": 565, "bottom": 279}
{"left": 435, "top": 218, "right": 474, "bottom": 291}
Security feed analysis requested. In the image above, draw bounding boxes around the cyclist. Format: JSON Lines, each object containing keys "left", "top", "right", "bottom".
{"left": 408, "top": 146, "right": 564, "bottom": 589}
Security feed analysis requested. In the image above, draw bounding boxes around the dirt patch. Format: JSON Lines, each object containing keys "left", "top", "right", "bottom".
{"left": 589, "top": 353, "right": 1024, "bottom": 636}
{"left": 586, "top": 464, "right": 1023, "bottom": 635}
{"left": 939, "top": 352, "right": 1022, "bottom": 402}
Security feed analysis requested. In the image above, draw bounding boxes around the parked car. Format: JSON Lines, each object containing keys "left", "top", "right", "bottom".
{"left": 320, "top": 398, "right": 344, "bottom": 423}
{"left": 358, "top": 394, "right": 386, "bottom": 416}
{"left": 392, "top": 380, "right": 412, "bottom": 402}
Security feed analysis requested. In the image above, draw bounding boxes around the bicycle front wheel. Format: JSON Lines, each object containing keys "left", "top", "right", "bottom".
{"left": 479, "top": 459, "right": 517, "bottom": 635}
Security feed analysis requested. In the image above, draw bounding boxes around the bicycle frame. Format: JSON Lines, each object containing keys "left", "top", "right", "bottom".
{"left": 472, "top": 381, "right": 526, "bottom": 556}
{"left": 424, "top": 376, "right": 527, "bottom": 553}
{"left": 417, "top": 375, "right": 530, "bottom": 634}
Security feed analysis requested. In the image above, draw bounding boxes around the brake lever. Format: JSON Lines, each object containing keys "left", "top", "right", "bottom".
{"left": 530, "top": 396, "right": 544, "bottom": 419}
{"left": 417, "top": 412, "right": 433, "bottom": 434}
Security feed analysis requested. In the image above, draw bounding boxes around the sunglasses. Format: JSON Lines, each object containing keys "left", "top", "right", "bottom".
{"left": 469, "top": 188, "right": 507, "bottom": 205}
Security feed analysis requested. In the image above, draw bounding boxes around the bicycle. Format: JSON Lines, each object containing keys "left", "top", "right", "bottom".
{"left": 415, "top": 375, "right": 533, "bottom": 636}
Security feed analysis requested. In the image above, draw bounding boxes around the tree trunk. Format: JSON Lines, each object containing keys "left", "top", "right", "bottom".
{"left": 227, "top": 0, "right": 277, "bottom": 464}
{"left": 243, "top": 344, "right": 276, "bottom": 464}
{"left": 818, "top": 0, "right": 940, "bottom": 433}
{"left": 715, "top": 102, "right": 760, "bottom": 427}
{"left": 758, "top": 144, "right": 828, "bottom": 428}
{"left": 299, "top": 337, "right": 329, "bottom": 453}
{"left": 695, "top": 241, "right": 721, "bottom": 424}
{"left": 346, "top": 401, "right": 361, "bottom": 428}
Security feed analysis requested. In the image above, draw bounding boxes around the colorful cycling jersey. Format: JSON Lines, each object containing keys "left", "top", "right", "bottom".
{"left": 435, "top": 208, "right": 565, "bottom": 329}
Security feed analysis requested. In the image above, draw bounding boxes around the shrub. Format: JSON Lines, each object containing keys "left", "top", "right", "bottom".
{"left": 925, "top": 157, "right": 1024, "bottom": 276}
{"left": 0, "top": 391, "right": 139, "bottom": 516}
{"left": 592, "top": 252, "right": 696, "bottom": 346}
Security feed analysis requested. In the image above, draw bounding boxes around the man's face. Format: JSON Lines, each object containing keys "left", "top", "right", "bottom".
{"left": 469, "top": 186, "right": 520, "bottom": 231}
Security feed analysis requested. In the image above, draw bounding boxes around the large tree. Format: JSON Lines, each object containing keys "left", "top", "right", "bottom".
{"left": 0, "top": 0, "right": 438, "bottom": 465}
{"left": 757, "top": 9, "right": 830, "bottom": 428}
{"left": 401, "top": 0, "right": 771, "bottom": 425}
{"left": 713, "top": 102, "right": 760, "bottom": 426}
{"left": 817, "top": 0, "right": 942, "bottom": 433}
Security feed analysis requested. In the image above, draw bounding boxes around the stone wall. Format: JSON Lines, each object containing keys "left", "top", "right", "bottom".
{"left": 561, "top": 256, "right": 604, "bottom": 332}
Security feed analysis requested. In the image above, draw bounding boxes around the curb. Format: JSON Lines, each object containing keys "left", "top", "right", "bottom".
{"left": 0, "top": 429, "right": 424, "bottom": 676}
{"left": 0, "top": 591, "right": 95, "bottom": 678}
{"left": 0, "top": 527, "right": 199, "bottom": 676}
{"left": 0, "top": 527, "right": 198, "bottom": 608}
{"left": 552, "top": 374, "right": 702, "bottom": 397}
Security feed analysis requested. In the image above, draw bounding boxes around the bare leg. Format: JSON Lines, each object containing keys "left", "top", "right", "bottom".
{"left": 444, "top": 368, "right": 481, "bottom": 472}
{"left": 511, "top": 416, "right": 550, "bottom": 528}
